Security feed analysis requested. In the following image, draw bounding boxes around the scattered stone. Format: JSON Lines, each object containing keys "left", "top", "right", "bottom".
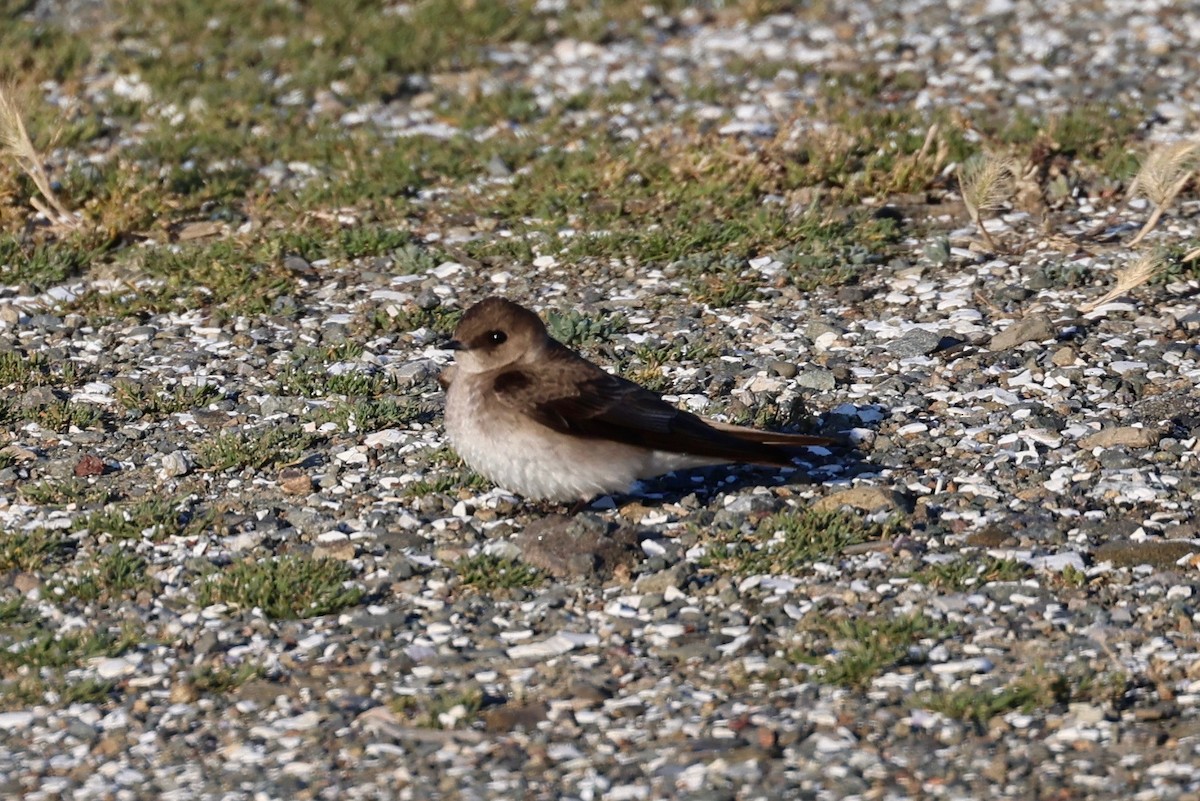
{"left": 73, "top": 454, "right": 106, "bottom": 477}
{"left": 811, "top": 487, "right": 910, "bottom": 513}
{"left": 1093, "top": 540, "right": 1198, "bottom": 569}
{"left": 159, "top": 450, "right": 193, "bottom": 479}
{"left": 965, "top": 526, "right": 1017, "bottom": 548}
{"left": 988, "top": 314, "right": 1055, "bottom": 351}
{"left": 483, "top": 701, "right": 547, "bottom": 732}
{"left": 416, "top": 290, "right": 441, "bottom": 311}
{"left": 795, "top": 368, "right": 836, "bottom": 391}
{"left": 279, "top": 469, "right": 314, "bottom": 495}
{"left": 768, "top": 360, "right": 798, "bottom": 378}
{"left": 886, "top": 328, "right": 943, "bottom": 357}
{"left": 1050, "top": 346, "right": 1077, "bottom": 367}
{"left": 1079, "top": 427, "right": 1161, "bottom": 449}
{"left": 514, "top": 515, "right": 642, "bottom": 579}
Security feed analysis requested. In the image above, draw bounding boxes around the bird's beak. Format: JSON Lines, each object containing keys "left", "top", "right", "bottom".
{"left": 443, "top": 339, "right": 464, "bottom": 351}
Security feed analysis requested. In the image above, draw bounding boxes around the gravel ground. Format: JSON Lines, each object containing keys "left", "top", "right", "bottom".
{"left": 2, "top": 1, "right": 1200, "bottom": 800}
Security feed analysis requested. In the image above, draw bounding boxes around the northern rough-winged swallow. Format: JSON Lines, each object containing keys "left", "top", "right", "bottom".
{"left": 440, "top": 297, "right": 836, "bottom": 502}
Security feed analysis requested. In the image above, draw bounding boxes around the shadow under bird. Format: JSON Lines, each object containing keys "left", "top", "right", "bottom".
{"left": 440, "top": 297, "right": 837, "bottom": 503}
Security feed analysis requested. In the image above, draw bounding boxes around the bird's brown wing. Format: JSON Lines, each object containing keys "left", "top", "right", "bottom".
{"left": 492, "top": 345, "right": 835, "bottom": 466}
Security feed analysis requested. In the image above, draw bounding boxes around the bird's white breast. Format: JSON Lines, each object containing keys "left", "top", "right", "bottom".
{"left": 444, "top": 376, "right": 660, "bottom": 501}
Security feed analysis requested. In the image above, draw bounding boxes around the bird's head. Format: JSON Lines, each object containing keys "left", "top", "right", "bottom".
{"left": 445, "top": 297, "right": 548, "bottom": 373}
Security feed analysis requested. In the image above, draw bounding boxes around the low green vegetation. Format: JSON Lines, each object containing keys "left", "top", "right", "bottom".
{"left": 195, "top": 554, "right": 362, "bottom": 619}
{"left": 702, "top": 509, "right": 880, "bottom": 575}
{"left": 391, "top": 686, "right": 486, "bottom": 729}
{"left": 54, "top": 549, "right": 158, "bottom": 604}
{"left": 454, "top": 554, "right": 544, "bottom": 591}
{"left": 0, "top": 528, "right": 73, "bottom": 573}
{"left": 318, "top": 397, "right": 432, "bottom": 432}
{"left": 72, "top": 497, "right": 211, "bottom": 541}
{"left": 0, "top": 604, "right": 137, "bottom": 709}
{"left": 195, "top": 427, "right": 318, "bottom": 471}
{"left": 186, "top": 661, "right": 269, "bottom": 694}
{"left": 18, "top": 478, "right": 113, "bottom": 506}
{"left": 114, "top": 382, "right": 222, "bottom": 417}
{"left": 545, "top": 308, "right": 628, "bottom": 349}
{"left": 914, "top": 671, "right": 1071, "bottom": 728}
{"left": 908, "top": 555, "right": 1032, "bottom": 591}
{"left": 792, "top": 612, "right": 956, "bottom": 689}
{"left": 403, "top": 469, "right": 493, "bottom": 498}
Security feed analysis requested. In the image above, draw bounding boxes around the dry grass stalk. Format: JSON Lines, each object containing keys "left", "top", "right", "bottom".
{"left": 1079, "top": 252, "right": 1164, "bottom": 313}
{"left": 958, "top": 153, "right": 1017, "bottom": 251}
{"left": 0, "top": 85, "right": 79, "bottom": 230}
{"left": 1127, "top": 139, "right": 1199, "bottom": 246}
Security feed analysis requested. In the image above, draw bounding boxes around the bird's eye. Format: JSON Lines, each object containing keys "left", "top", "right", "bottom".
{"left": 487, "top": 330, "right": 507, "bottom": 345}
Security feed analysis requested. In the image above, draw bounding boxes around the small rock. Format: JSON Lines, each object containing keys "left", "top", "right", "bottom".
{"left": 1093, "top": 540, "right": 1197, "bottom": 569}
{"left": 0, "top": 711, "right": 35, "bottom": 730}
{"left": 886, "top": 328, "right": 943, "bottom": 357}
{"left": 806, "top": 320, "right": 845, "bottom": 339}
{"left": 795, "top": 368, "right": 836, "bottom": 391}
{"left": 812, "top": 486, "right": 910, "bottom": 513}
{"left": 314, "top": 541, "right": 356, "bottom": 561}
{"left": 12, "top": 572, "right": 40, "bottom": 594}
{"left": 28, "top": 314, "right": 63, "bottom": 332}
{"left": 279, "top": 469, "right": 314, "bottom": 495}
{"left": 514, "top": 514, "right": 641, "bottom": 580}
{"left": 160, "top": 450, "right": 194, "bottom": 479}
{"left": 767, "top": 360, "right": 798, "bottom": 379}
{"left": 635, "top": 563, "right": 691, "bottom": 595}
{"left": 396, "top": 359, "right": 437, "bottom": 385}
{"left": 1050, "top": 346, "right": 1077, "bottom": 367}
{"left": 989, "top": 314, "right": 1055, "bottom": 351}
{"left": 93, "top": 657, "right": 136, "bottom": 680}
{"left": 1079, "top": 426, "right": 1160, "bottom": 449}
{"left": 170, "top": 682, "right": 200, "bottom": 704}
{"left": 283, "top": 255, "right": 316, "bottom": 277}
{"left": 485, "top": 155, "right": 512, "bottom": 177}
{"left": 74, "top": 453, "right": 106, "bottom": 477}
{"left": 965, "top": 526, "right": 1016, "bottom": 548}
{"left": 416, "top": 290, "right": 441, "bottom": 311}
{"left": 0, "top": 444, "right": 37, "bottom": 462}
{"left": 483, "top": 701, "right": 547, "bottom": 732}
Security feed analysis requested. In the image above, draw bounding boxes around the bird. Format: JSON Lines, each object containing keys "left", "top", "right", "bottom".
{"left": 439, "top": 297, "right": 837, "bottom": 503}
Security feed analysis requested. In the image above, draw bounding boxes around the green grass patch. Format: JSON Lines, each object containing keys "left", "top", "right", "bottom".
{"left": 0, "top": 674, "right": 118, "bottom": 710}
{"left": 701, "top": 509, "right": 879, "bottom": 576}
{"left": 0, "top": 528, "right": 74, "bottom": 573}
{"left": 274, "top": 366, "right": 397, "bottom": 400}
{"left": 54, "top": 549, "right": 158, "bottom": 604}
{"left": 0, "top": 601, "right": 135, "bottom": 709}
{"left": 454, "top": 554, "right": 543, "bottom": 591}
{"left": 0, "top": 234, "right": 108, "bottom": 293}
{"left": 390, "top": 686, "right": 485, "bottom": 729}
{"left": 187, "top": 661, "right": 268, "bottom": 694}
{"left": 914, "top": 671, "right": 1072, "bottom": 728}
{"left": 544, "top": 308, "right": 628, "bottom": 349}
{"left": 0, "top": 350, "right": 84, "bottom": 392}
{"left": 114, "top": 381, "right": 222, "bottom": 417}
{"left": 195, "top": 554, "right": 362, "bottom": 619}
{"left": 31, "top": 400, "right": 104, "bottom": 432}
{"left": 389, "top": 305, "right": 464, "bottom": 337}
{"left": 72, "top": 497, "right": 211, "bottom": 541}
{"left": 0, "top": 621, "right": 138, "bottom": 672}
{"left": 195, "top": 427, "right": 317, "bottom": 471}
{"left": 403, "top": 469, "right": 494, "bottom": 498}
{"left": 794, "top": 612, "right": 955, "bottom": 689}
{"left": 18, "top": 478, "right": 113, "bottom": 507}
{"left": 908, "top": 555, "right": 1032, "bottom": 591}
{"left": 318, "top": 397, "right": 432, "bottom": 432}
